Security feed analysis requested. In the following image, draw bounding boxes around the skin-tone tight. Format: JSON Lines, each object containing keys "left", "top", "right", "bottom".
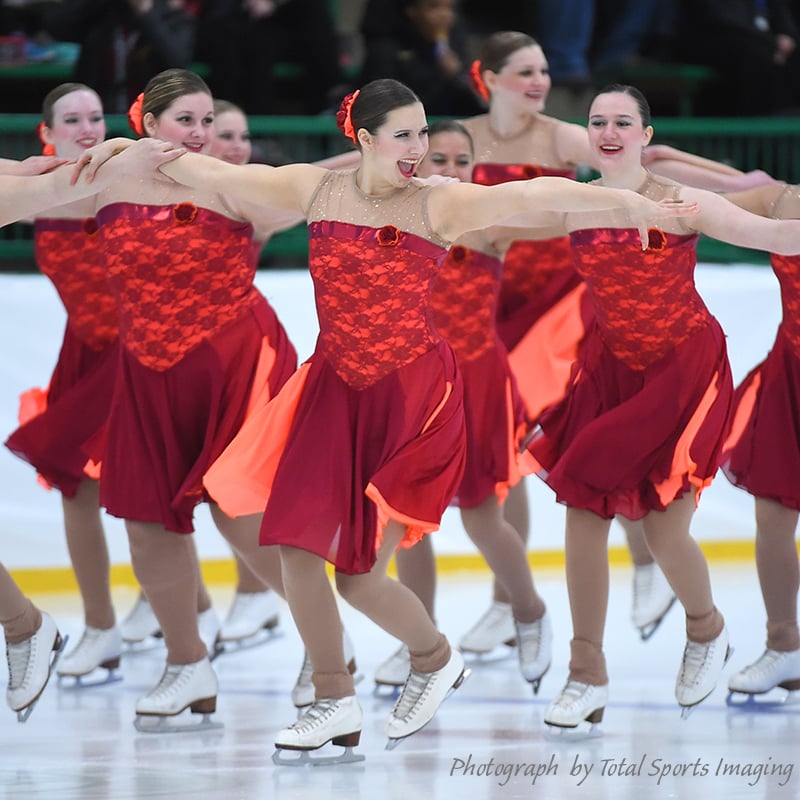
{"left": 0, "top": 563, "right": 41, "bottom": 645}
{"left": 394, "top": 487, "right": 547, "bottom": 626}
{"left": 565, "top": 491, "right": 723, "bottom": 685}
{"left": 126, "top": 506, "right": 284, "bottom": 665}
{"left": 754, "top": 497, "right": 800, "bottom": 652}
{"left": 62, "top": 479, "right": 115, "bottom": 630}
{"left": 279, "top": 519, "right": 450, "bottom": 700}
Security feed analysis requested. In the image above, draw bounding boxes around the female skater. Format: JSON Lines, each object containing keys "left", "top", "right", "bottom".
{"left": 521, "top": 84, "right": 800, "bottom": 728}
{"left": 720, "top": 182, "right": 800, "bottom": 701}
{"left": 75, "top": 79, "right": 699, "bottom": 754}
{"left": 374, "top": 119, "right": 550, "bottom": 692}
{"left": 74, "top": 69, "right": 300, "bottom": 729}
{"left": 458, "top": 31, "right": 768, "bottom": 649}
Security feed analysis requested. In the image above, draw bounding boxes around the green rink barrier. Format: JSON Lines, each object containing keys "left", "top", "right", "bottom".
{"left": 1, "top": 114, "right": 797, "bottom": 269}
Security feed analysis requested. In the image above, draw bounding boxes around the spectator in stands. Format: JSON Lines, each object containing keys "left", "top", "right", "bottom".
{"left": 533, "top": 0, "right": 661, "bottom": 85}
{"left": 677, "top": 0, "right": 800, "bottom": 115}
{"left": 198, "top": 0, "right": 347, "bottom": 115}
{"left": 42, "top": 0, "right": 197, "bottom": 114}
{"left": 359, "top": 0, "right": 484, "bottom": 116}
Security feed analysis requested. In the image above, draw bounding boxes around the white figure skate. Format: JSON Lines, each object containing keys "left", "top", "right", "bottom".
{"left": 458, "top": 601, "right": 516, "bottom": 657}
{"left": 133, "top": 656, "right": 222, "bottom": 733}
{"left": 631, "top": 563, "right": 676, "bottom": 641}
{"left": 676, "top": 625, "right": 732, "bottom": 718}
{"left": 272, "top": 696, "right": 365, "bottom": 766}
{"left": 374, "top": 643, "right": 410, "bottom": 696}
{"left": 218, "top": 590, "right": 281, "bottom": 653}
{"left": 119, "top": 594, "right": 161, "bottom": 649}
{"left": 727, "top": 647, "right": 800, "bottom": 707}
{"left": 385, "top": 649, "right": 468, "bottom": 749}
{"left": 57, "top": 625, "right": 123, "bottom": 687}
{"left": 6, "top": 613, "right": 67, "bottom": 722}
{"left": 516, "top": 612, "right": 552, "bottom": 694}
{"left": 544, "top": 680, "right": 608, "bottom": 738}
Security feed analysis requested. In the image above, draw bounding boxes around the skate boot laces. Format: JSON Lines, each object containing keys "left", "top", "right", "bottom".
{"left": 146, "top": 663, "right": 195, "bottom": 702}
{"left": 288, "top": 698, "right": 345, "bottom": 734}
{"left": 6, "top": 638, "right": 34, "bottom": 692}
{"left": 391, "top": 669, "right": 433, "bottom": 722}
{"left": 680, "top": 638, "right": 718, "bottom": 688}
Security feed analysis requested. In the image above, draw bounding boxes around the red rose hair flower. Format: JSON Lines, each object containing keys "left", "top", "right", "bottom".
{"left": 173, "top": 202, "right": 198, "bottom": 224}
{"left": 469, "top": 60, "right": 489, "bottom": 101}
{"left": 35, "top": 122, "right": 55, "bottom": 156}
{"left": 127, "top": 93, "right": 145, "bottom": 136}
{"left": 376, "top": 224, "right": 400, "bottom": 246}
{"left": 336, "top": 89, "right": 361, "bottom": 143}
{"left": 449, "top": 244, "right": 470, "bottom": 264}
{"left": 647, "top": 228, "right": 667, "bottom": 252}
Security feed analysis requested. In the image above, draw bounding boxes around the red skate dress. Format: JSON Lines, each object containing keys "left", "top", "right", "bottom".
{"left": 521, "top": 174, "right": 733, "bottom": 520}
{"left": 462, "top": 114, "right": 591, "bottom": 422}
{"left": 5, "top": 217, "right": 118, "bottom": 496}
{"left": 95, "top": 202, "right": 297, "bottom": 533}
{"left": 429, "top": 233, "right": 525, "bottom": 508}
{"left": 204, "top": 170, "right": 466, "bottom": 574}
{"left": 723, "top": 185, "right": 800, "bottom": 509}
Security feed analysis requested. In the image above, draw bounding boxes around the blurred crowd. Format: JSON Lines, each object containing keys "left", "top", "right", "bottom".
{"left": 1, "top": 0, "right": 800, "bottom": 117}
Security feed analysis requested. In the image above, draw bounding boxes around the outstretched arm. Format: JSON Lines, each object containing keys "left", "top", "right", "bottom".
{"left": 719, "top": 183, "right": 786, "bottom": 217}
{"left": 74, "top": 138, "right": 335, "bottom": 216}
{"left": 683, "top": 185, "right": 800, "bottom": 254}
{"left": 428, "top": 177, "right": 698, "bottom": 248}
{"left": 0, "top": 155, "right": 69, "bottom": 176}
{"left": 159, "top": 152, "right": 323, "bottom": 214}
{"left": 646, "top": 151, "right": 777, "bottom": 192}
{"left": 1, "top": 139, "right": 182, "bottom": 226}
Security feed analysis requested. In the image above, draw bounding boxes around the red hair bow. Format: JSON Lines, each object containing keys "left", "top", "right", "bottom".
{"left": 336, "top": 90, "right": 361, "bottom": 143}
{"left": 469, "top": 60, "right": 489, "bottom": 101}
{"left": 127, "top": 93, "right": 145, "bottom": 136}
{"left": 35, "top": 122, "right": 56, "bottom": 156}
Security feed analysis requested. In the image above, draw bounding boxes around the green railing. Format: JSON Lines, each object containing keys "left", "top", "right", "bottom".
{"left": 2, "top": 114, "right": 799, "bottom": 269}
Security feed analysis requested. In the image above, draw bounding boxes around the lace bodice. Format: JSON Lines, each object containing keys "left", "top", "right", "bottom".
{"left": 430, "top": 242, "right": 503, "bottom": 362}
{"left": 34, "top": 218, "right": 119, "bottom": 350}
{"left": 96, "top": 202, "right": 260, "bottom": 370}
{"left": 308, "top": 219, "right": 445, "bottom": 389}
{"left": 570, "top": 227, "right": 708, "bottom": 370}
{"left": 767, "top": 184, "right": 800, "bottom": 353}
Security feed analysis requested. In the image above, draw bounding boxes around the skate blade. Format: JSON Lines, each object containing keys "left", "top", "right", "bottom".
{"left": 726, "top": 688, "right": 800, "bottom": 710}
{"left": 272, "top": 744, "right": 365, "bottom": 767}
{"left": 57, "top": 667, "right": 123, "bottom": 690}
{"left": 134, "top": 712, "right": 224, "bottom": 734}
{"left": 638, "top": 596, "right": 678, "bottom": 641}
{"left": 217, "top": 626, "right": 284, "bottom": 655}
{"left": 544, "top": 721, "right": 603, "bottom": 741}
{"left": 122, "top": 635, "right": 164, "bottom": 655}
{"left": 525, "top": 664, "right": 551, "bottom": 696}
{"left": 16, "top": 632, "right": 69, "bottom": 723}
{"left": 458, "top": 643, "right": 517, "bottom": 662}
{"left": 384, "top": 667, "right": 471, "bottom": 750}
